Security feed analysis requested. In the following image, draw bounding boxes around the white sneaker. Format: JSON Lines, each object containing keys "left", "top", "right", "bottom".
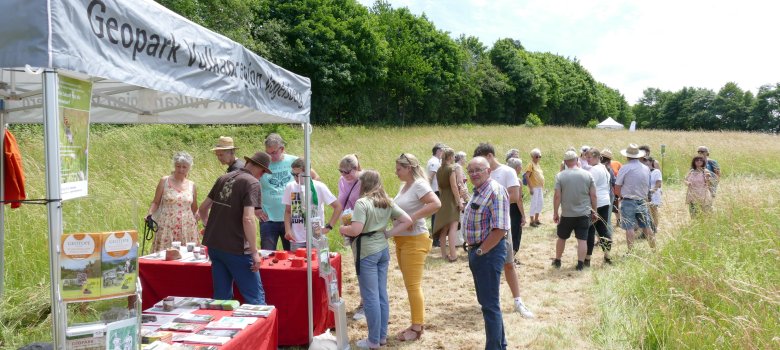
{"left": 356, "top": 338, "right": 380, "bottom": 349}
{"left": 352, "top": 306, "right": 366, "bottom": 321}
{"left": 514, "top": 299, "right": 535, "bottom": 319}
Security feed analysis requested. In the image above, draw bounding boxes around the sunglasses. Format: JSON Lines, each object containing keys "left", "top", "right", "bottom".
{"left": 290, "top": 171, "right": 302, "bottom": 178}
{"left": 697, "top": 150, "right": 707, "bottom": 154}
{"left": 339, "top": 169, "right": 352, "bottom": 175}
{"left": 400, "top": 153, "right": 411, "bottom": 162}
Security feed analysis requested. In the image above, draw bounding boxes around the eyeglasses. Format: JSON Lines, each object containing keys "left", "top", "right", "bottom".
{"left": 534, "top": 155, "right": 542, "bottom": 159}
{"left": 467, "top": 168, "right": 487, "bottom": 175}
{"left": 697, "top": 150, "right": 706, "bottom": 154}
{"left": 339, "top": 169, "right": 352, "bottom": 175}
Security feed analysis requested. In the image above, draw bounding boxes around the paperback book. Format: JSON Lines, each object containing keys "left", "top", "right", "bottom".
{"left": 173, "top": 313, "right": 214, "bottom": 324}
{"left": 105, "top": 318, "right": 138, "bottom": 350}
{"left": 65, "top": 322, "right": 106, "bottom": 350}
{"left": 232, "top": 304, "right": 275, "bottom": 317}
{"left": 176, "top": 333, "right": 231, "bottom": 345}
{"left": 60, "top": 233, "right": 102, "bottom": 300}
{"left": 101, "top": 231, "right": 138, "bottom": 297}
{"left": 159, "top": 322, "right": 204, "bottom": 333}
{"left": 204, "top": 316, "right": 256, "bottom": 330}
{"left": 196, "top": 329, "right": 239, "bottom": 338}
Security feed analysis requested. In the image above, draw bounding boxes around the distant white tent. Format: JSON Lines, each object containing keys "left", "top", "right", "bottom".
{"left": 596, "top": 117, "right": 624, "bottom": 130}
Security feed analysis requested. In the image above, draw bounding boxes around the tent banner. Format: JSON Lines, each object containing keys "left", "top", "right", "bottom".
{"left": 58, "top": 74, "right": 92, "bottom": 201}
{"left": 49, "top": 0, "right": 311, "bottom": 122}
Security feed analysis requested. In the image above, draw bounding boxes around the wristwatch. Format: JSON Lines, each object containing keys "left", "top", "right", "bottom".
{"left": 325, "top": 224, "right": 333, "bottom": 230}
{"left": 476, "top": 248, "right": 484, "bottom": 256}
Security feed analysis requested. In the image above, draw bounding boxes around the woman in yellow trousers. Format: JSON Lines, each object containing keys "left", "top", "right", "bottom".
{"left": 390, "top": 153, "right": 441, "bottom": 341}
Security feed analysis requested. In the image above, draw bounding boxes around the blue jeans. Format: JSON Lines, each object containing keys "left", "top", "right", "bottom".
{"left": 468, "top": 239, "right": 507, "bottom": 350}
{"left": 260, "top": 221, "right": 290, "bottom": 251}
{"left": 208, "top": 247, "right": 266, "bottom": 305}
{"left": 357, "top": 248, "right": 390, "bottom": 346}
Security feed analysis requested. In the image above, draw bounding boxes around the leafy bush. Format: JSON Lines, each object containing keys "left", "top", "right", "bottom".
{"left": 524, "top": 113, "right": 543, "bottom": 127}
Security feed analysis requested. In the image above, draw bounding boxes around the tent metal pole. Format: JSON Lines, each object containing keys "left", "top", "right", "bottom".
{"left": 42, "top": 70, "right": 66, "bottom": 349}
{"left": 0, "top": 108, "right": 5, "bottom": 299}
{"left": 304, "top": 122, "right": 314, "bottom": 343}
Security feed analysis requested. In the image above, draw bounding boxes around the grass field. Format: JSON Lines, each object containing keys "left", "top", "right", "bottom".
{"left": 0, "top": 124, "right": 778, "bottom": 349}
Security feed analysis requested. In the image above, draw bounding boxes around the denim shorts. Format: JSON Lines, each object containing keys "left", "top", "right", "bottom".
{"left": 620, "top": 198, "right": 651, "bottom": 229}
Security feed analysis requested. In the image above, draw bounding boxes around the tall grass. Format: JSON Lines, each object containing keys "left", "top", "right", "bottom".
{"left": 1, "top": 124, "right": 779, "bottom": 348}
{"left": 593, "top": 178, "right": 780, "bottom": 349}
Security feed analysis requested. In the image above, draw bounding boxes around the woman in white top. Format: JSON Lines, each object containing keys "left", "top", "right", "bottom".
{"left": 391, "top": 153, "right": 442, "bottom": 341}
{"left": 644, "top": 156, "right": 662, "bottom": 232}
{"left": 585, "top": 148, "right": 614, "bottom": 265}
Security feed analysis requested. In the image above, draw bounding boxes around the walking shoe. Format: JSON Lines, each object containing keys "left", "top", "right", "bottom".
{"left": 530, "top": 221, "right": 539, "bottom": 227}
{"left": 583, "top": 259, "right": 591, "bottom": 268}
{"left": 604, "top": 257, "right": 613, "bottom": 265}
{"left": 356, "top": 338, "right": 380, "bottom": 349}
{"left": 551, "top": 259, "right": 562, "bottom": 269}
{"left": 576, "top": 261, "right": 585, "bottom": 271}
{"left": 514, "top": 299, "right": 536, "bottom": 319}
{"left": 352, "top": 306, "right": 366, "bottom": 321}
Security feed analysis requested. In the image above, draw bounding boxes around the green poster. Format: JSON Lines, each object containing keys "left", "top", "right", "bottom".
{"left": 58, "top": 74, "right": 92, "bottom": 200}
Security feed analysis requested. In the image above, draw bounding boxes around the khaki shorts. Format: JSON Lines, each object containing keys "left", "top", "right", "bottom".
{"left": 504, "top": 233, "right": 514, "bottom": 264}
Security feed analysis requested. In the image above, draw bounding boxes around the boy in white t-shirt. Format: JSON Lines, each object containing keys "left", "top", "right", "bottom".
{"left": 283, "top": 159, "right": 342, "bottom": 251}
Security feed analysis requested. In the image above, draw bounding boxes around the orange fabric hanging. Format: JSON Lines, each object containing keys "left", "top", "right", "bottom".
{"left": 4, "top": 129, "right": 26, "bottom": 208}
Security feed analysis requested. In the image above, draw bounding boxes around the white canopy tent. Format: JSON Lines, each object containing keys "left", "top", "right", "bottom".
{"left": 0, "top": 0, "right": 320, "bottom": 348}
{"left": 596, "top": 117, "right": 624, "bottom": 130}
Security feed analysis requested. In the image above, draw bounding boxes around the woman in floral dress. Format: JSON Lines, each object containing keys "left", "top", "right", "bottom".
{"left": 147, "top": 152, "right": 200, "bottom": 252}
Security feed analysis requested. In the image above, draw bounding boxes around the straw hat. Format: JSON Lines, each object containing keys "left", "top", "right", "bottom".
{"left": 244, "top": 152, "right": 273, "bottom": 173}
{"left": 620, "top": 144, "right": 646, "bottom": 159}
{"left": 601, "top": 149, "right": 614, "bottom": 159}
{"left": 211, "top": 136, "right": 238, "bottom": 151}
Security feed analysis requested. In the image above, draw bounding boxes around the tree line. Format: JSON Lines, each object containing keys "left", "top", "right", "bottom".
{"left": 156, "top": 0, "right": 779, "bottom": 132}
{"left": 633, "top": 83, "right": 780, "bottom": 133}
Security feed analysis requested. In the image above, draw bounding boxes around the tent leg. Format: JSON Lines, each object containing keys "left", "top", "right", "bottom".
{"left": 304, "top": 123, "right": 314, "bottom": 344}
{"left": 43, "top": 70, "right": 66, "bottom": 349}
{"left": 0, "top": 110, "right": 5, "bottom": 299}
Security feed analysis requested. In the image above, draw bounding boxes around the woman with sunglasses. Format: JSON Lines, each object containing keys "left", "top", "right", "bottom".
{"left": 337, "top": 154, "right": 367, "bottom": 320}
{"left": 392, "top": 153, "right": 441, "bottom": 341}
{"left": 340, "top": 170, "right": 412, "bottom": 349}
{"left": 685, "top": 155, "right": 715, "bottom": 217}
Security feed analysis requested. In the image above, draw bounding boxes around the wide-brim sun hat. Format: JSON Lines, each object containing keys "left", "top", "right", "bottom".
{"left": 620, "top": 143, "right": 646, "bottom": 159}
{"left": 244, "top": 151, "right": 273, "bottom": 173}
{"left": 211, "top": 136, "right": 238, "bottom": 151}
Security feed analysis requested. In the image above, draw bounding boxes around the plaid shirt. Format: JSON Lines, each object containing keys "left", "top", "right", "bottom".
{"left": 462, "top": 178, "right": 510, "bottom": 244}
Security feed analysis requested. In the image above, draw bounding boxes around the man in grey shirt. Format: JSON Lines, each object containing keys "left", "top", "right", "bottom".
{"left": 615, "top": 144, "right": 655, "bottom": 250}
{"left": 552, "top": 151, "right": 597, "bottom": 271}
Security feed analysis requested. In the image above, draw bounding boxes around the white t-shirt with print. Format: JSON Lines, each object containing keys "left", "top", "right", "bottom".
{"left": 282, "top": 180, "right": 337, "bottom": 243}
{"left": 649, "top": 169, "right": 663, "bottom": 206}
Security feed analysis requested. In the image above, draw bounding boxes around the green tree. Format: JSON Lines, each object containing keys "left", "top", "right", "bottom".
{"left": 711, "top": 82, "right": 750, "bottom": 130}
{"left": 751, "top": 83, "right": 780, "bottom": 132}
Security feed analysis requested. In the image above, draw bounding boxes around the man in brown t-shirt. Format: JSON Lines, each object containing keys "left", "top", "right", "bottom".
{"left": 199, "top": 151, "right": 272, "bottom": 305}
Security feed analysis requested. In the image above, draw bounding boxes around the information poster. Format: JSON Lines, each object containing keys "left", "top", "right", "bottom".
{"left": 58, "top": 74, "right": 92, "bottom": 200}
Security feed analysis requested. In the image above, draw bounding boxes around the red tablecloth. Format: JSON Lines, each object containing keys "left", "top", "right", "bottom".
{"left": 162, "top": 309, "right": 277, "bottom": 350}
{"left": 139, "top": 253, "right": 342, "bottom": 346}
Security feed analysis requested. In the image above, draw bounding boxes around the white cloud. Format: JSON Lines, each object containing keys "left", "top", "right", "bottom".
{"left": 356, "top": 0, "right": 780, "bottom": 103}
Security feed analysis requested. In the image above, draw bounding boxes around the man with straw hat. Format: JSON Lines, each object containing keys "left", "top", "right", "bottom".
{"left": 211, "top": 136, "right": 244, "bottom": 173}
{"left": 199, "top": 151, "right": 273, "bottom": 305}
{"left": 615, "top": 144, "right": 655, "bottom": 250}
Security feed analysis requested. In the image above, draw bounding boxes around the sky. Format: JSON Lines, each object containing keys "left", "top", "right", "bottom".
{"left": 356, "top": 0, "right": 780, "bottom": 104}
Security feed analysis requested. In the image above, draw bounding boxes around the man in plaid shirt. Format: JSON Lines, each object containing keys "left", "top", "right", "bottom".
{"left": 462, "top": 156, "right": 510, "bottom": 350}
